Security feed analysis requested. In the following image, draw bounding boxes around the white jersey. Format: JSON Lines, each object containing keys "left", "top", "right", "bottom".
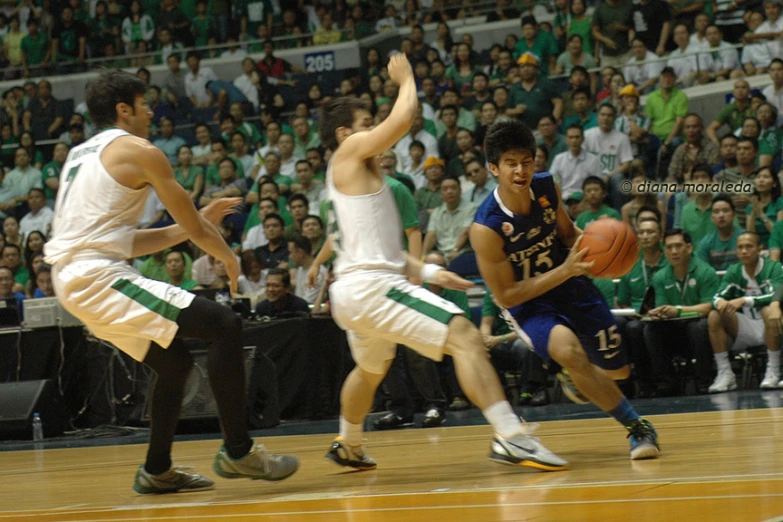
{"left": 583, "top": 127, "right": 634, "bottom": 175}
{"left": 325, "top": 160, "right": 406, "bottom": 278}
{"left": 45, "top": 128, "right": 148, "bottom": 266}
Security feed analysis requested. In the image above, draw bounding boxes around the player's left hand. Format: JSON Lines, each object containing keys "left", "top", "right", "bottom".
{"left": 433, "top": 270, "right": 475, "bottom": 292}
{"left": 200, "top": 197, "right": 242, "bottom": 225}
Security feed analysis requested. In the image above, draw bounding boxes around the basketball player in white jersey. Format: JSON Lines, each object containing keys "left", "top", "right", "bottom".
{"left": 44, "top": 70, "right": 298, "bottom": 494}
{"left": 314, "top": 54, "right": 568, "bottom": 471}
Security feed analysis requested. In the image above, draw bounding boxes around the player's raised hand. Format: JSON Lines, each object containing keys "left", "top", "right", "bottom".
{"left": 388, "top": 52, "right": 414, "bottom": 86}
{"left": 433, "top": 270, "right": 475, "bottom": 291}
{"left": 200, "top": 197, "right": 242, "bottom": 225}
{"left": 562, "top": 235, "right": 593, "bottom": 278}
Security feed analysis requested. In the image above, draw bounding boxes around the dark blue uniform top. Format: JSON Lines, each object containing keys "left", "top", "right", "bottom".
{"left": 474, "top": 173, "right": 624, "bottom": 368}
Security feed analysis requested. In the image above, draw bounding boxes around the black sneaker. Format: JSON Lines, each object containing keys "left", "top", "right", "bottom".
{"left": 325, "top": 437, "right": 377, "bottom": 470}
{"left": 421, "top": 408, "right": 445, "bottom": 428}
{"left": 373, "top": 412, "right": 414, "bottom": 430}
{"left": 626, "top": 418, "right": 661, "bottom": 460}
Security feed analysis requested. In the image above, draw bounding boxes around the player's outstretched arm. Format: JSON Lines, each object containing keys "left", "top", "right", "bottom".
{"left": 338, "top": 53, "right": 417, "bottom": 161}
{"left": 471, "top": 223, "right": 592, "bottom": 309}
{"left": 403, "top": 253, "right": 474, "bottom": 291}
{"left": 109, "top": 138, "right": 241, "bottom": 292}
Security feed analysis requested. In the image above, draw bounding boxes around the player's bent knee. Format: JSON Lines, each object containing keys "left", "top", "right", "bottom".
{"left": 548, "top": 326, "right": 589, "bottom": 370}
{"left": 444, "top": 315, "right": 483, "bottom": 357}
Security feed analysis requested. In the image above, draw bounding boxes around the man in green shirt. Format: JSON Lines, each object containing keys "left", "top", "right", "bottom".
{"left": 680, "top": 164, "right": 716, "bottom": 247}
{"left": 715, "top": 137, "right": 757, "bottom": 224}
{"left": 575, "top": 176, "right": 621, "bottom": 229}
{"left": 616, "top": 217, "right": 668, "bottom": 397}
{"left": 591, "top": 0, "right": 634, "bottom": 67}
{"left": 707, "top": 232, "right": 783, "bottom": 393}
{"left": 292, "top": 117, "right": 321, "bottom": 160}
{"left": 645, "top": 67, "right": 689, "bottom": 151}
{"left": 165, "top": 250, "right": 201, "bottom": 290}
{"left": 414, "top": 156, "right": 445, "bottom": 213}
{"left": 508, "top": 53, "right": 563, "bottom": 129}
{"left": 697, "top": 195, "right": 745, "bottom": 271}
{"left": 644, "top": 228, "right": 720, "bottom": 395}
{"left": 141, "top": 249, "right": 194, "bottom": 283}
{"left": 41, "top": 142, "right": 68, "bottom": 202}
{"left": 707, "top": 79, "right": 754, "bottom": 147}
{"left": 205, "top": 138, "right": 245, "bottom": 187}
{"left": 3, "top": 244, "right": 28, "bottom": 287}
{"left": 283, "top": 193, "right": 309, "bottom": 241}
{"left": 512, "top": 15, "right": 559, "bottom": 75}
{"left": 21, "top": 18, "right": 50, "bottom": 77}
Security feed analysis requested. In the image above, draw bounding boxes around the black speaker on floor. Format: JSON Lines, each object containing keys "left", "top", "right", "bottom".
{"left": 143, "top": 346, "right": 280, "bottom": 429}
{"left": 0, "top": 380, "right": 69, "bottom": 440}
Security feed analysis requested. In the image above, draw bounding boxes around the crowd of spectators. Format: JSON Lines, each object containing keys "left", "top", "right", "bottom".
{"left": 4, "top": 0, "right": 783, "bottom": 425}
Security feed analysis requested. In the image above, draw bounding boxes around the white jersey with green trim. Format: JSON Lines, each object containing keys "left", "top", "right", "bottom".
{"left": 325, "top": 159, "right": 406, "bottom": 278}
{"left": 44, "top": 128, "right": 148, "bottom": 266}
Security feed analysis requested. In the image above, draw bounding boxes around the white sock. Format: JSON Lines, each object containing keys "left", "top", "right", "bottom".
{"left": 339, "top": 416, "right": 364, "bottom": 447}
{"left": 482, "top": 401, "right": 523, "bottom": 439}
{"left": 715, "top": 351, "right": 731, "bottom": 373}
{"left": 768, "top": 350, "right": 781, "bottom": 371}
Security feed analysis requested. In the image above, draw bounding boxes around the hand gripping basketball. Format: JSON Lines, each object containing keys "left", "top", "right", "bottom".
{"left": 563, "top": 235, "right": 594, "bottom": 278}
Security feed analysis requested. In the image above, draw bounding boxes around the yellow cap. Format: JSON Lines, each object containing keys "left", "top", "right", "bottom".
{"left": 423, "top": 156, "right": 446, "bottom": 170}
{"left": 516, "top": 52, "right": 539, "bottom": 66}
{"left": 619, "top": 84, "right": 640, "bottom": 98}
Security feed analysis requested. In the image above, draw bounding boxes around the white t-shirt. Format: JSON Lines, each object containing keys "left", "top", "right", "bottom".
{"left": 185, "top": 67, "right": 218, "bottom": 106}
{"left": 667, "top": 45, "right": 700, "bottom": 83}
{"left": 624, "top": 51, "right": 665, "bottom": 88}
{"left": 394, "top": 130, "right": 439, "bottom": 174}
{"left": 19, "top": 206, "right": 55, "bottom": 238}
{"left": 583, "top": 128, "right": 634, "bottom": 175}
{"left": 762, "top": 84, "right": 783, "bottom": 127}
{"left": 234, "top": 74, "right": 259, "bottom": 108}
{"left": 697, "top": 43, "right": 740, "bottom": 74}
{"left": 294, "top": 264, "right": 327, "bottom": 304}
{"left": 243, "top": 223, "right": 268, "bottom": 250}
{"left": 549, "top": 150, "right": 602, "bottom": 198}
{"left": 756, "top": 18, "right": 783, "bottom": 61}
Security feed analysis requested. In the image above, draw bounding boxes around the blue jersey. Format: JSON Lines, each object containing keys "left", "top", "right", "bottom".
{"left": 474, "top": 173, "right": 569, "bottom": 282}
{"left": 473, "top": 173, "right": 624, "bottom": 370}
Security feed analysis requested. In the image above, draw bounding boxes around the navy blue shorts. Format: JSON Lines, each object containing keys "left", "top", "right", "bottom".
{"left": 502, "top": 277, "right": 627, "bottom": 371}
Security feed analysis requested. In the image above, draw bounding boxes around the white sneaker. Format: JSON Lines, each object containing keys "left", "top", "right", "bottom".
{"left": 708, "top": 369, "right": 738, "bottom": 394}
{"left": 760, "top": 367, "right": 782, "bottom": 389}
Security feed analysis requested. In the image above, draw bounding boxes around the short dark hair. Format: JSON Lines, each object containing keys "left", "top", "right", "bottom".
{"left": 319, "top": 97, "right": 367, "bottom": 151}
{"left": 737, "top": 137, "right": 758, "bottom": 151}
{"left": 259, "top": 196, "right": 277, "bottom": 208}
{"left": 571, "top": 65, "right": 588, "bottom": 77}
{"left": 582, "top": 175, "right": 606, "bottom": 191}
{"left": 720, "top": 134, "right": 738, "bottom": 144}
{"left": 636, "top": 204, "right": 662, "bottom": 223}
{"left": 738, "top": 231, "right": 761, "bottom": 245}
{"left": 598, "top": 102, "right": 617, "bottom": 117}
{"left": 302, "top": 214, "right": 324, "bottom": 228}
{"left": 258, "top": 177, "right": 279, "bottom": 194}
{"left": 165, "top": 250, "right": 185, "bottom": 263}
{"left": 295, "top": 159, "right": 311, "bottom": 169}
{"left": 288, "top": 235, "right": 312, "bottom": 255}
{"left": 573, "top": 87, "right": 591, "bottom": 100}
{"left": 565, "top": 123, "right": 584, "bottom": 136}
{"left": 263, "top": 213, "right": 285, "bottom": 227}
{"left": 288, "top": 193, "right": 310, "bottom": 208}
{"left": 484, "top": 120, "right": 536, "bottom": 166}
{"left": 409, "top": 139, "right": 425, "bottom": 151}
{"left": 464, "top": 157, "right": 484, "bottom": 171}
{"left": 691, "top": 163, "right": 714, "bottom": 180}
{"left": 28, "top": 187, "right": 45, "bottom": 198}
{"left": 441, "top": 174, "right": 461, "bottom": 186}
{"left": 771, "top": 58, "right": 783, "bottom": 68}
{"left": 267, "top": 267, "right": 290, "bottom": 287}
{"left": 664, "top": 227, "right": 692, "bottom": 244}
{"left": 440, "top": 104, "right": 459, "bottom": 117}
{"left": 85, "top": 70, "right": 147, "bottom": 129}
{"left": 537, "top": 114, "right": 556, "bottom": 126}
{"left": 3, "top": 243, "right": 21, "bottom": 255}
{"left": 211, "top": 136, "right": 227, "bottom": 148}
{"left": 521, "top": 15, "right": 538, "bottom": 27}
{"left": 712, "top": 194, "right": 736, "bottom": 212}
{"left": 218, "top": 157, "right": 236, "bottom": 170}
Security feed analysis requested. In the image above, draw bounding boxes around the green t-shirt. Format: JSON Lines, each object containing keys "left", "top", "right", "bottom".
{"left": 563, "top": 112, "right": 598, "bottom": 131}
{"left": 567, "top": 16, "right": 594, "bottom": 54}
{"left": 192, "top": 16, "right": 215, "bottom": 47}
{"left": 696, "top": 226, "right": 745, "bottom": 271}
{"left": 681, "top": 199, "right": 715, "bottom": 249}
{"left": 237, "top": 122, "right": 264, "bottom": 147}
{"left": 510, "top": 78, "right": 561, "bottom": 130}
{"left": 652, "top": 256, "right": 720, "bottom": 307}
{"left": 174, "top": 165, "right": 204, "bottom": 192}
{"left": 759, "top": 127, "right": 783, "bottom": 157}
{"left": 769, "top": 220, "right": 783, "bottom": 252}
{"left": 444, "top": 65, "right": 482, "bottom": 91}
{"left": 481, "top": 292, "right": 510, "bottom": 335}
{"left": 244, "top": 191, "right": 293, "bottom": 233}
{"left": 591, "top": 0, "right": 634, "bottom": 56}
{"left": 575, "top": 206, "right": 621, "bottom": 229}
{"left": 414, "top": 185, "right": 443, "bottom": 211}
{"left": 387, "top": 175, "right": 419, "bottom": 250}
{"left": 536, "top": 134, "right": 568, "bottom": 169}
{"left": 140, "top": 253, "right": 193, "bottom": 283}
{"left": 591, "top": 277, "right": 616, "bottom": 307}
{"left": 21, "top": 32, "right": 49, "bottom": 66}
{"left": 745, "top": 196, "right": 783, "bottom": 248}
{"left": 41, "top": 160, "right": 62, "bottom": 200}
{"left": 512, "top": 31, "right": 559, "bottom": 75}
{"left": 12, "top": 266, "right": 29, "bottom": 286}
{"left": 714, "top": 102, "right": 755, "bottom": 133}
{"left": 205, "top": 157, "right": 244, "bottom": 186}
{"left": 617, "top": 250, "right": 669, "bottom": 312}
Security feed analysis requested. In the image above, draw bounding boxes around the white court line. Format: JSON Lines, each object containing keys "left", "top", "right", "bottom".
{"left": 14, "top": 493, "right": 783, "bottom": 521}
{"left": 3, "top": 473, "right": 783, "bottom": 517}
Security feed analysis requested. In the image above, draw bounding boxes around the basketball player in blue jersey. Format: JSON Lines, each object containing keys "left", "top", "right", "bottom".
{"left": 470, "top": 120, "right": 660, "bottom": 460}
{"left": 315, "top": 53, "right": 568, "bottom": 472}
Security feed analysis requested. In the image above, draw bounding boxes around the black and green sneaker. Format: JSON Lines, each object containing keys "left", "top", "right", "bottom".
{"left": 627, "top": 418, "right": 661, "bottom": 460}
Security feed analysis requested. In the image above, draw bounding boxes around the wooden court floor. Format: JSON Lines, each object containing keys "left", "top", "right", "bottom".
{"left": 1, "top": 408, "right": 782, "bottom": 522}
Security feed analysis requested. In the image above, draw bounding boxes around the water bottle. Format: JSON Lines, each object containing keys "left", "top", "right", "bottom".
{"left": 32, "top": 412, "right": 43, "bottom": 441}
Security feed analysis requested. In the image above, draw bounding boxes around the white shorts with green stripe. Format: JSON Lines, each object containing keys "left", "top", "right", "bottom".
{"left": 52, "top": 258, "right": 195, "bottom": 362}
{"left": 329, "top": 273, "right": 465, "bottom": 374}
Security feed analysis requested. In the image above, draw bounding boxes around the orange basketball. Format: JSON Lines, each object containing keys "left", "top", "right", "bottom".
{"left": 581, "top": 219, "right": 638, "bottom": 278}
